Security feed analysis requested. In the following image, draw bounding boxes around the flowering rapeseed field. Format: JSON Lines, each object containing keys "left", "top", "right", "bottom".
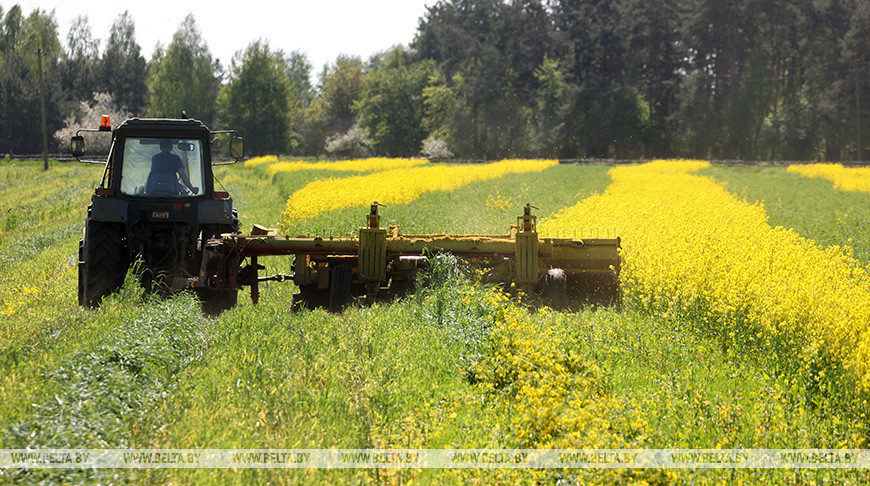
{"left": 472, "top": 291, "right": 648, "bottom": 449}
{"left": 787, "top": 163, "right": 870, "bottom": 193}
{"left": 265, "top": 157, "right": 428, "bottom": 176}
{"left": 6, "top": 158, "right": 870, "bottom": 484}
{"left": 243, "top": 155, "right": 280, "bottom": 167}
{"left": 540, "top": 160, "right": 870, "bottom": 401}
{"left": 280, "top": 159, "right": 557, "bottom": 226}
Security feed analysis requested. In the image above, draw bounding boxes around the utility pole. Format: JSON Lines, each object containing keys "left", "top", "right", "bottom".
{"left": 38, "top": 48, "right": 48, "bottom": 171}
{"left": 858, "top": 70, "right": 863, "bottom": 163}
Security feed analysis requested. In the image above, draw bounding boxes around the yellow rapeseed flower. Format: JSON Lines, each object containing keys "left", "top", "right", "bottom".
{"left": 243, "top": 155, "right": 279, "bottom": 167}
{"left": 281, "top": 159, "right": 557, "bottom": 224}
{"left": 0, "top": 286, "right": 41, "bottom": 316}
{"left": 485, "top": 193, "right": 512, "bottom": 211}
{"left": 787, "top": 163, "right": 870, "bottom": 193}
{"left": 470, "top": 287, "right": 648, "bottom": 449}
{"left": 266, "top": 157, "right": 428, "bottom": 177}
{"left": 540, "top": 159, "right": 870, "bottom": 393}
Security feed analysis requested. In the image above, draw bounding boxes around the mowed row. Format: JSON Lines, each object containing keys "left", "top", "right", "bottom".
{"left": 1, "top": 159, "right": 869, "bottom": 484}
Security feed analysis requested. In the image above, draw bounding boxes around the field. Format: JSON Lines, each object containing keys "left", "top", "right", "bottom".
{"left": 2, "top": 158, "right": 870, "bottom": 484}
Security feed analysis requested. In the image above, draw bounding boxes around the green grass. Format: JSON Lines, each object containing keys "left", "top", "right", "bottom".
{"left": 3, "top": 287, "right": 210, "bottom": 484}
{"left": 3, "top": 159, "right": 870, "bottom": 485}
{"left": 135, "top": 287, "right": 482, "bottom": 484}
{"left": 214, "top": 161, "right": 372, "bottom": 230}
{"left": 0, "top": 161, "right": 107, "bottom": 429}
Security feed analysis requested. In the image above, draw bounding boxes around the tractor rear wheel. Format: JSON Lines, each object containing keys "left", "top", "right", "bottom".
{"left": 77, "top": 237, "right": 85, "bottom": 306}
{"left": 80, "top": 220, "right": 129, "bottom": 307}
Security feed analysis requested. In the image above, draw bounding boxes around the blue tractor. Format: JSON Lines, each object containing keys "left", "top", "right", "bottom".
{"left": 72, "top": 116, "right": 245, "bottom": 313}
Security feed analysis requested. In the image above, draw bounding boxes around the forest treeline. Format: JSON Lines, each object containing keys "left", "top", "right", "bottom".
{"left": 1, "top": 0, "right": 868, "bottom": 161}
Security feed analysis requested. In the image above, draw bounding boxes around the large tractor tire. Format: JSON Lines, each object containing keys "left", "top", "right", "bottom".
{"left": 79, "top": 220, "right": 129, "bottom": 307}
{"left": 77, "top": 238, "right": 85, "bottom": 306}
{"left": 328, "top": 264, "right": 353, "bottom": 312}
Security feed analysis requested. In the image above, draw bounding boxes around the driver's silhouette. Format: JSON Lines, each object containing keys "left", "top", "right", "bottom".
{"left": 146, "top": 139, "right": 198, "bottom": 195}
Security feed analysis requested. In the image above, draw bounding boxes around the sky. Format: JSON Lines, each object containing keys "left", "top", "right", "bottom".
{"left": 7, "top": 0, "right": 437, "bottom": 78}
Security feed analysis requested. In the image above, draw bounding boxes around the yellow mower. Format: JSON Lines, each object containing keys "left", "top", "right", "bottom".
{"left": 202, "top": 203, "right": 621, "bottom": 311}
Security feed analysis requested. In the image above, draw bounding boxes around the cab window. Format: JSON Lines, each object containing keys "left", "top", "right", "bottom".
{"left": 119, "top": 138, "right": 205, "bottom": 197}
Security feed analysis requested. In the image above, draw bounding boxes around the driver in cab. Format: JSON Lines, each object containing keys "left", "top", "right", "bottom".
{"left": 147, "top": 139, "right": 199, "bottom": 195}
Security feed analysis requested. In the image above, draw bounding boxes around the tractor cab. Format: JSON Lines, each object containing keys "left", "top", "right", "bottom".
{"left": 72, "top": 117, "right": 243, "bottom": 201}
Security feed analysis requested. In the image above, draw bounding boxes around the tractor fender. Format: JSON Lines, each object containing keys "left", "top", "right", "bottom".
{"left": 198, "top": 199, "right": 235, "bottom": 225}
{"left": 90, "top": 196, "right": 128, "bottom": 223}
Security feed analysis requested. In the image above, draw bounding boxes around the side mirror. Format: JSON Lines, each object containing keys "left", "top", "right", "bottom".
{"left": 71, "top": 136, "right": 85, "bottom": 157}
{"left": 230, "top": 137, "right": 245, "bottom": 160}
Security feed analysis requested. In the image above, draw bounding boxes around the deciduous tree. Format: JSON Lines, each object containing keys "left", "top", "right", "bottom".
{"left": 357, "top": 47, "right": 434, "bottom": 156}
{"left": 219, "top": 41, "right": 294, "bottom": 154}
{"left": 0, "top": 7, "right": 64, "bottom": 153}
{"left": 319, "top": 55, "right": 367, "bottom": 135}
{"left": 147, "top": 14, "right": 219, "bottom": 125}
{"left": 102, "top": 12, "right": 147, "bottom": 115}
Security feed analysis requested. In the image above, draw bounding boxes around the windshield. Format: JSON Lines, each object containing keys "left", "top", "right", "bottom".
{"left": 119, "top": 137, "right": 205, "bottom": 198}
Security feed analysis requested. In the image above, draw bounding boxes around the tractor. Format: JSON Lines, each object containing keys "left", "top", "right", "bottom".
{"left": 72, "top": 115, "right": 244, "bottom": 313}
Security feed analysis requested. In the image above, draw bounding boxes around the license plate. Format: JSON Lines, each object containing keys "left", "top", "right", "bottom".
{"left": 151, "top": 210, "right": 170, "bottom": 219}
